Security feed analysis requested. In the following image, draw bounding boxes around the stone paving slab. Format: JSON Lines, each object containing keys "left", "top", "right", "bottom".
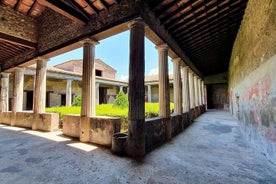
{"left": 0, "top": 110, "right": 275, "bottom": 184}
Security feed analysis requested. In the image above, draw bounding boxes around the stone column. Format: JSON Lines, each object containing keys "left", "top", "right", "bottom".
{"left": 127, "top": 19, "right": 145, "bottom": 157}
{"left": 172, "top": 57, "right": 182, "bottom": 115}
{"left": 32, "top": 58, "right": 47, "bottom": 130}
{"left": 189, "top": 71, "right": 195, "bottom": 109}
{"left": 12, "top": 68, "right": 24, "bottom": 112}
{"left": 194, "top": 75, "right": 199, "bottom": 107}
{"left": 66, "top": 79, "right": 72, "bottom": 106}
{"left": 201, "top": 80, "right": 205, "bottom": 105}
{"left": 198, "top": 78, "right": 202, "bottom": 106}
{"left": 147, "top": 85, "right": 152, "bottom": 102}
{"left": 33, "top": 58, "right": 47, "bottom": 114}
{"left": 80, "top": 39, "right": 98, "bottom": 142}
{"left": 96, "top": 82, "right": 100, "bottom": 105}
{"left": 119, "top": 86, "right": 123, "bottom": 92}
{"left": 181, "top": 66, "right": 190, "bottom": 112}
{"left": 157, "top": 43, "right": 171, "bottom": 140}
{"left": 0, "top": 73, "right": 10, "bottom": 112}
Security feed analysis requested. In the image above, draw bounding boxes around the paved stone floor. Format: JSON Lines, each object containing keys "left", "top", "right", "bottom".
{"left": 0, "top": 110, "right": 275, "bottom": 184}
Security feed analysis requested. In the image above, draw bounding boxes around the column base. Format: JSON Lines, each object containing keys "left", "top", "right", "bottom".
{"left": 126, "top": 119, "right": 145, "bottom": 158}
{"left": 80, "top": 116, "right": 90, "bottom": 142}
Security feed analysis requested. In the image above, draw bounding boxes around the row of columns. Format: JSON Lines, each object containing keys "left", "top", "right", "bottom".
{"left": 0, "top": 18, "right": 207, "bottom": 158}
{"left": 0, "top": 58, "right": 48, "bottom": 114}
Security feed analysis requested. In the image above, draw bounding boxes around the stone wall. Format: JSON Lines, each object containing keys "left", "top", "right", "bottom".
{"left": 0, "top": 5, "right": 37, "bottom": 43}
{"left": 228, "top": 0, "right": 276, "bottom": 163}
{"left": 63, "top": 115, "right": 121, "bottom": 147}
{"left": 0, "top": 112, "right": 59, "bottom": 132}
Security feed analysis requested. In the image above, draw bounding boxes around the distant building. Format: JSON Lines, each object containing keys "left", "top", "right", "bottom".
{"left": 8, "top": 59, "right": 173, "bottom": 110}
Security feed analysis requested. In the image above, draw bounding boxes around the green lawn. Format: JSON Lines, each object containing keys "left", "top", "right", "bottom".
{"left": 46, "top": 103, "right": 174, "bottom": 131}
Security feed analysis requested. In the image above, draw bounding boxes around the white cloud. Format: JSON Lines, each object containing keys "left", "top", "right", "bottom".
{"left": 120, "top": 75, "right": 129, "bottom": 81}
{"left": 148, "top": 67, "right": 158, "bottom": 75}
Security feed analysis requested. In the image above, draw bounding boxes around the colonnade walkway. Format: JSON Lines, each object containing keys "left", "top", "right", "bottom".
{"left": 0, "top": 110, "right": 275, "bottom": 183}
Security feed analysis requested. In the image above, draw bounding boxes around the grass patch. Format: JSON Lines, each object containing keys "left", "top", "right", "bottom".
{"left": 46, "top": 103, "right": 174, "bottom": 131}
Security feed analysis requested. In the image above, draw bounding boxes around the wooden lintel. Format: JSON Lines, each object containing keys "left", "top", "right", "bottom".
{"left": 0, "top": 32, "right": 37, "bottom": 49}
{"left": 38, "top": 0, "right": 87, "bottom": 26}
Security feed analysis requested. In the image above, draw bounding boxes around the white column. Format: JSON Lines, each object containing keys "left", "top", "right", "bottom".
{"left": 147, "top": 85, "right": 152, "bottom": 102}
{"left": 0, "top": 73, "right": 10, "bottom": 112}
{"left": 189, "top": 72, "right": 195, "bottom": 109}
{"left": 172, "top": 57, "right": 182, "bottom": 115}
{"left": 198, "top": 78, "right": 202, "bottom": 106}
{"left": 80, "top": 39, "right": 98, "bottom": 143}
{"left": 181, "top": 66, "right": 190, "bottom": 112}
{"left": 194, "top": 75, "right": 199, "bottom": 107}
{"left": 12, "top": 68, "right": 24, "bottom": 112}
{"left": 157, "top": 43, "right": 171, "bottom": 140}
{"left": 119, "top": 86, "right": 123, "bottom": 92}
{"left": 66, "top": 79, "right": 72, "bottom": 106}
{"left": 80, "top": 39, "right": 98, "bottom": 117}
{"left": 96, "top": 82, "right": 100, "bottom": 105}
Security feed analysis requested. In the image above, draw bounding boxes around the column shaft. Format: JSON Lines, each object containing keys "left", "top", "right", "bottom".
{"left": 33, "top": 58, "right": 47, "bottom": 114}
{"left": 127, "top": 19, "right": 145, "bottom": 157}
{"left": 0, "top": 73, "right": 10, "bottom": 112}
{"left": 12, "top": 68, "right": 24, "bottom": 112}
{"left": 181, "top": 66, "right": 190, "bottom": 112}
{"left": 189, "top": 72, "right": 195, "bottom": 108}
{"left": 66, "top": 80, "right": 72, "bottom": 106}
{"left": 157, "top": 43, "right": 171, "bottom": 140}
{"left": 198, "top": 78, "right": 202, "bottom": 106}
{"left": 147, "top": 85, "right": 151, "bottom": 102}
{"left": 81, "top": 39, "right": 98, "bottom": 117}
{"left": 80, "top": 39, "right": 98, "bottom": 143}
{"left": 96, "top": 82, "right": 100, "bottom": 105}
{"left": 172, "top": 58, "right": 182, "bottom": 115}
{"left": 194, "top": 75, "right": 199, "bottom": 107}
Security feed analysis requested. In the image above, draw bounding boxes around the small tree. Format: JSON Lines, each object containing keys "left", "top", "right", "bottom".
{"left": 113, "top": 91, "right": 128, "bottom": 109}
{"left": 72, "top": 95, "right": 82, "bottom": 106}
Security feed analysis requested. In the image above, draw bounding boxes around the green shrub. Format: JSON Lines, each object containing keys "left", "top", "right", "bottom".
{"left": 72, "top": 95, "right": 82, "bottom": 106}
{"left": 113, "top": 91, "right": 128, "bottom": 109}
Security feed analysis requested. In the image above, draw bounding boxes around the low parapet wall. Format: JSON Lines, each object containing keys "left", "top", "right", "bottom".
{"left": 145, "top": 106, "right": 205, "bottom": 153}
{"left": 63, "top": 115, "right": 121, "bottom": 147}
{"left": 0, "top": 111, "right": 59, "bottom": 132}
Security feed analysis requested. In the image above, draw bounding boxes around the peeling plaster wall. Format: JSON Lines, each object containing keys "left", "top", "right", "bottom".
{"left": 228, "top": 0, "right": 276, "bottom": 163}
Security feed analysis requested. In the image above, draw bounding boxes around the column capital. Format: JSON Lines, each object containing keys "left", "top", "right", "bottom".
{"left": 14, "top": 67, "right": 25, "bottom": 71}
{"left": 36, "top": 56, "right": 49, "bottom": 62}
{"left": 156, "top": 43, "right": 169, "bottom": 51}
{"left": 171, "top": 57, "right": 181, "bottom": 64}
{"left": 82, "top": 38, "right": 99, "bottom": 46}
{"left": 128, "top": 18, "right": 145, "bottom": 28}
{"left": 1, "top": 72, "right": 11, "bottom": 78}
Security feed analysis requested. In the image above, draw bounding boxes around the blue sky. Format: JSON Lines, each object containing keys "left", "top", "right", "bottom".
{"left": 48, "top": 31, "right": 173, "bottom": 80}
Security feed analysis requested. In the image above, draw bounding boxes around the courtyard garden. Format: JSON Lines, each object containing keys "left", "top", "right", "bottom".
{"left": 46, "top": 92, "right": 174, "bottom": 131}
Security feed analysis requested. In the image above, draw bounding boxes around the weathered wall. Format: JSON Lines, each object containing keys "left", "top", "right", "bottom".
{"left": 0, "top": 5, "right": 37, "bottom": 42}
{"left": 205, "top": 72, "right": 228, "bottom": 109}
{"left": 228, "top": 0, "right": 276, "bottom": 163}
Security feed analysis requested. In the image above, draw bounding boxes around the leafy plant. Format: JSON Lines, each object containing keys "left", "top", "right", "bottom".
{"left": 72, "top": 95, "right": 82, "bottom": 106}
{"left": 113, "top": 91, "right": 128, "bottom": 109}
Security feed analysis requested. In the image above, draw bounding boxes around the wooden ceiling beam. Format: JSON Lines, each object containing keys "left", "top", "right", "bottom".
{"left": 38, "top": 0, "right": 88, "bottom": 25}
{"left": 171, "top": 0, "right": 247, "bottom": 36}
{"left": 174, "top": 5, "right": 244, "bottom": 39}
{"left": 155, "top": 0, "right": 182, "bottom": 17}
{"left": 71, "top": 0, "right": 90, "bottom": 18}
{"left": 159, "top": 0, "right": 194, "bottom": 21}
{"left": 0, "top": 32, "right": 37, "bottom": 48}
{"left": 84, "top": 0, "right": 100, "bottom": 14}
{"left": 178, "top": 16, "right": 242, "bottom": 44}
{"left": 167, "top": 0, "right": 226, "bottom": 32}
{"left": 27, "top": 0, "right": 37, "bottom": 16}
{"left": 99, "top": 0, "right": 109, "bottom": 9}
